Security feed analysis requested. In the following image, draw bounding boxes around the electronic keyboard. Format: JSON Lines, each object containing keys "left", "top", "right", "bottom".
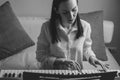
{"left": 0, "top": 69, "right": 119, "bottom": 80}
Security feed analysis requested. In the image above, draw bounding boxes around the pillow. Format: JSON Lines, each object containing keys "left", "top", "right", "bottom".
{"left": 79, "top": 11, "right": 108, "bottom": 61}
{"left": 0, "top": 1, "right": 35, "bottom": 60}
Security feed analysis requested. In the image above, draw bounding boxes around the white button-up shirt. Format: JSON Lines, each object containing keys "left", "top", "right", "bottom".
{"left": 36, "top": 19, "right": 96, "bottom": 69}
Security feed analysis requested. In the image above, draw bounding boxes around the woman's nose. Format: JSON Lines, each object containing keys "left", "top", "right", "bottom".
{"left": 68, "top": 12, "right": 74, "bottom": 20}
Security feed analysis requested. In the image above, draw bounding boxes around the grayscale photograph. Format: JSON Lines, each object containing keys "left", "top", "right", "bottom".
{"left": 0, "top": 0, "right": 120, "bottom": 80}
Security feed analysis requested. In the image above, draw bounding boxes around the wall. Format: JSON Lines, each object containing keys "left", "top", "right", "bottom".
{"left": 5, "top": 0, "right": 119, "bottom": 19}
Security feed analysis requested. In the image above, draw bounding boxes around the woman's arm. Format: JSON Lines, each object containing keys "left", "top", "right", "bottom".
{"left": 83, "top": 23, "right": 109, "bottom": 70}
{"left": 36, "top": 23, "right": 56, "bottom": 69}
{"left": 83, "top": 23, "right": 96, "bottom": 61}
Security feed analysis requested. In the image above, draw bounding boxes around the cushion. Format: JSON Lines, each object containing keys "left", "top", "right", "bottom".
{"left": 79, "top": 11, "right": 108, "bottom": 61}
{"left": 18, "top": 17, "right": 47, "bottom": 43}
{"left": 0, "top": 1, "right": 35, "bottom": 60}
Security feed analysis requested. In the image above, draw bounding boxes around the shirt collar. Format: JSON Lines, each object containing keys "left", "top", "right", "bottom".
{"left": 57, "top": 20, "right": 78, "bottom": 33}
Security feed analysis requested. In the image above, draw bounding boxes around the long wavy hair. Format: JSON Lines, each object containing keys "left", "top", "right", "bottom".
{"left": 49, "top": 0, "right": 83, "bottom": 44}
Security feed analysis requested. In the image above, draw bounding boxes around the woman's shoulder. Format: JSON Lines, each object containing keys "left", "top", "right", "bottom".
{"left": 41, "top": 19, "right": 50, "bottom": 29}
{"left": 42, "top": 19, "right": 50, "bottom": 26}
{"left": 80, "top": 19, "right": 90, "bottom": 27}
{"left": 80, "top": 19, "right": 91, "bottom": 31}
{"left": 40, "top": 20, "right": 51, "bottom": 33}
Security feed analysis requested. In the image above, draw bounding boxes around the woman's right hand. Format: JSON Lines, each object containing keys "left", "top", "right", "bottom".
{"left": 53, "top": 58, "right": 81, "bottom": 71}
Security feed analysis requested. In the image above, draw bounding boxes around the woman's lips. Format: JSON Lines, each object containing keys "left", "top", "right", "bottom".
{"left": 68, "top": 19, "right": 74, "bottom": 23}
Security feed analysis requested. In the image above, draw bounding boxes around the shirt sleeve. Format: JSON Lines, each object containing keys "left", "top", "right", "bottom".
{"left": 83, "top": 23, "right": 96, "bottom": 61}
{"left": 36, "top": 23, "right": 56, "bottom": 69}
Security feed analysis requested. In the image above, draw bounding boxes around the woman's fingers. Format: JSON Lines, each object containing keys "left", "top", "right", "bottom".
{"left": 99, "top": 63, "right": 107, "bottom": 72}
{"left": 89, "top": 56, "right": 98, "bottom": 67}
{"left": 63, "top": 60, "right": 82, "bottom": 71}
{"left": 89, "top": 58, "right": 97, "bottom": 67}
{"left": 64, "top": 60, "right": 75, "bottom": 69}
{"left": 105, "top": 64, "right": 110, "bottom": 69}
{"left": 89, "top": 56, "right": 110, "bottom": 71}
{"left": 54, "top": 59, "right": 82, "bottom": 71}
{"left": 75, "top": 62, "right": 82, "bottom": 71}
{"left": 96, "top": 60, "right": 110, "bottom": 72}
{"left": 91, "top": 62, "right": 97, "bottom": 68}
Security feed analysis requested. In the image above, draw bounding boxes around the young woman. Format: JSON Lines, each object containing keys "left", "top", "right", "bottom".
{"left": 36, "top": 0, "right": 108, "bottom": 70}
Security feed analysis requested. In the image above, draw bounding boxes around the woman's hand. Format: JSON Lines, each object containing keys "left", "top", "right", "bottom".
{"left": 89, "top": 56, "right": 109, "bottom": 71}
{"left": 53, "top": 58, "right": 81, "bottom": 71}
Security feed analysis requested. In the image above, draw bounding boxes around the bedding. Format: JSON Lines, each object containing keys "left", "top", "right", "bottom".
{"left": 0, "top": 40, "right": 119, "bottom": 70}
{"left": 0, "top": 1, "right": 35, "bottom": 60}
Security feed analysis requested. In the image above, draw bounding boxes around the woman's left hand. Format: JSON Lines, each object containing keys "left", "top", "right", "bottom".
{"left": 89, "top": 56, "right": 109, "bottom": 71}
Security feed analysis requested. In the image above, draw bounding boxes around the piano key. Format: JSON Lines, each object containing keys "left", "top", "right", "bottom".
{"left": 0, "top": 69, "right": 119, "bottom": 80}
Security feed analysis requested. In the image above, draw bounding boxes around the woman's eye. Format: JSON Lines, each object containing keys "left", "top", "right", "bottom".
{"left": 63, "top": 12, "right": 68, "bottom": 15}
{"left": 72, "top": 9, "right": 77, "bottom": 12}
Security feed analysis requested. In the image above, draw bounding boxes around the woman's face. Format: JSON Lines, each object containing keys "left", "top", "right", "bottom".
{"left": 57, "top": 0, "right": 78, "bottom": 26}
